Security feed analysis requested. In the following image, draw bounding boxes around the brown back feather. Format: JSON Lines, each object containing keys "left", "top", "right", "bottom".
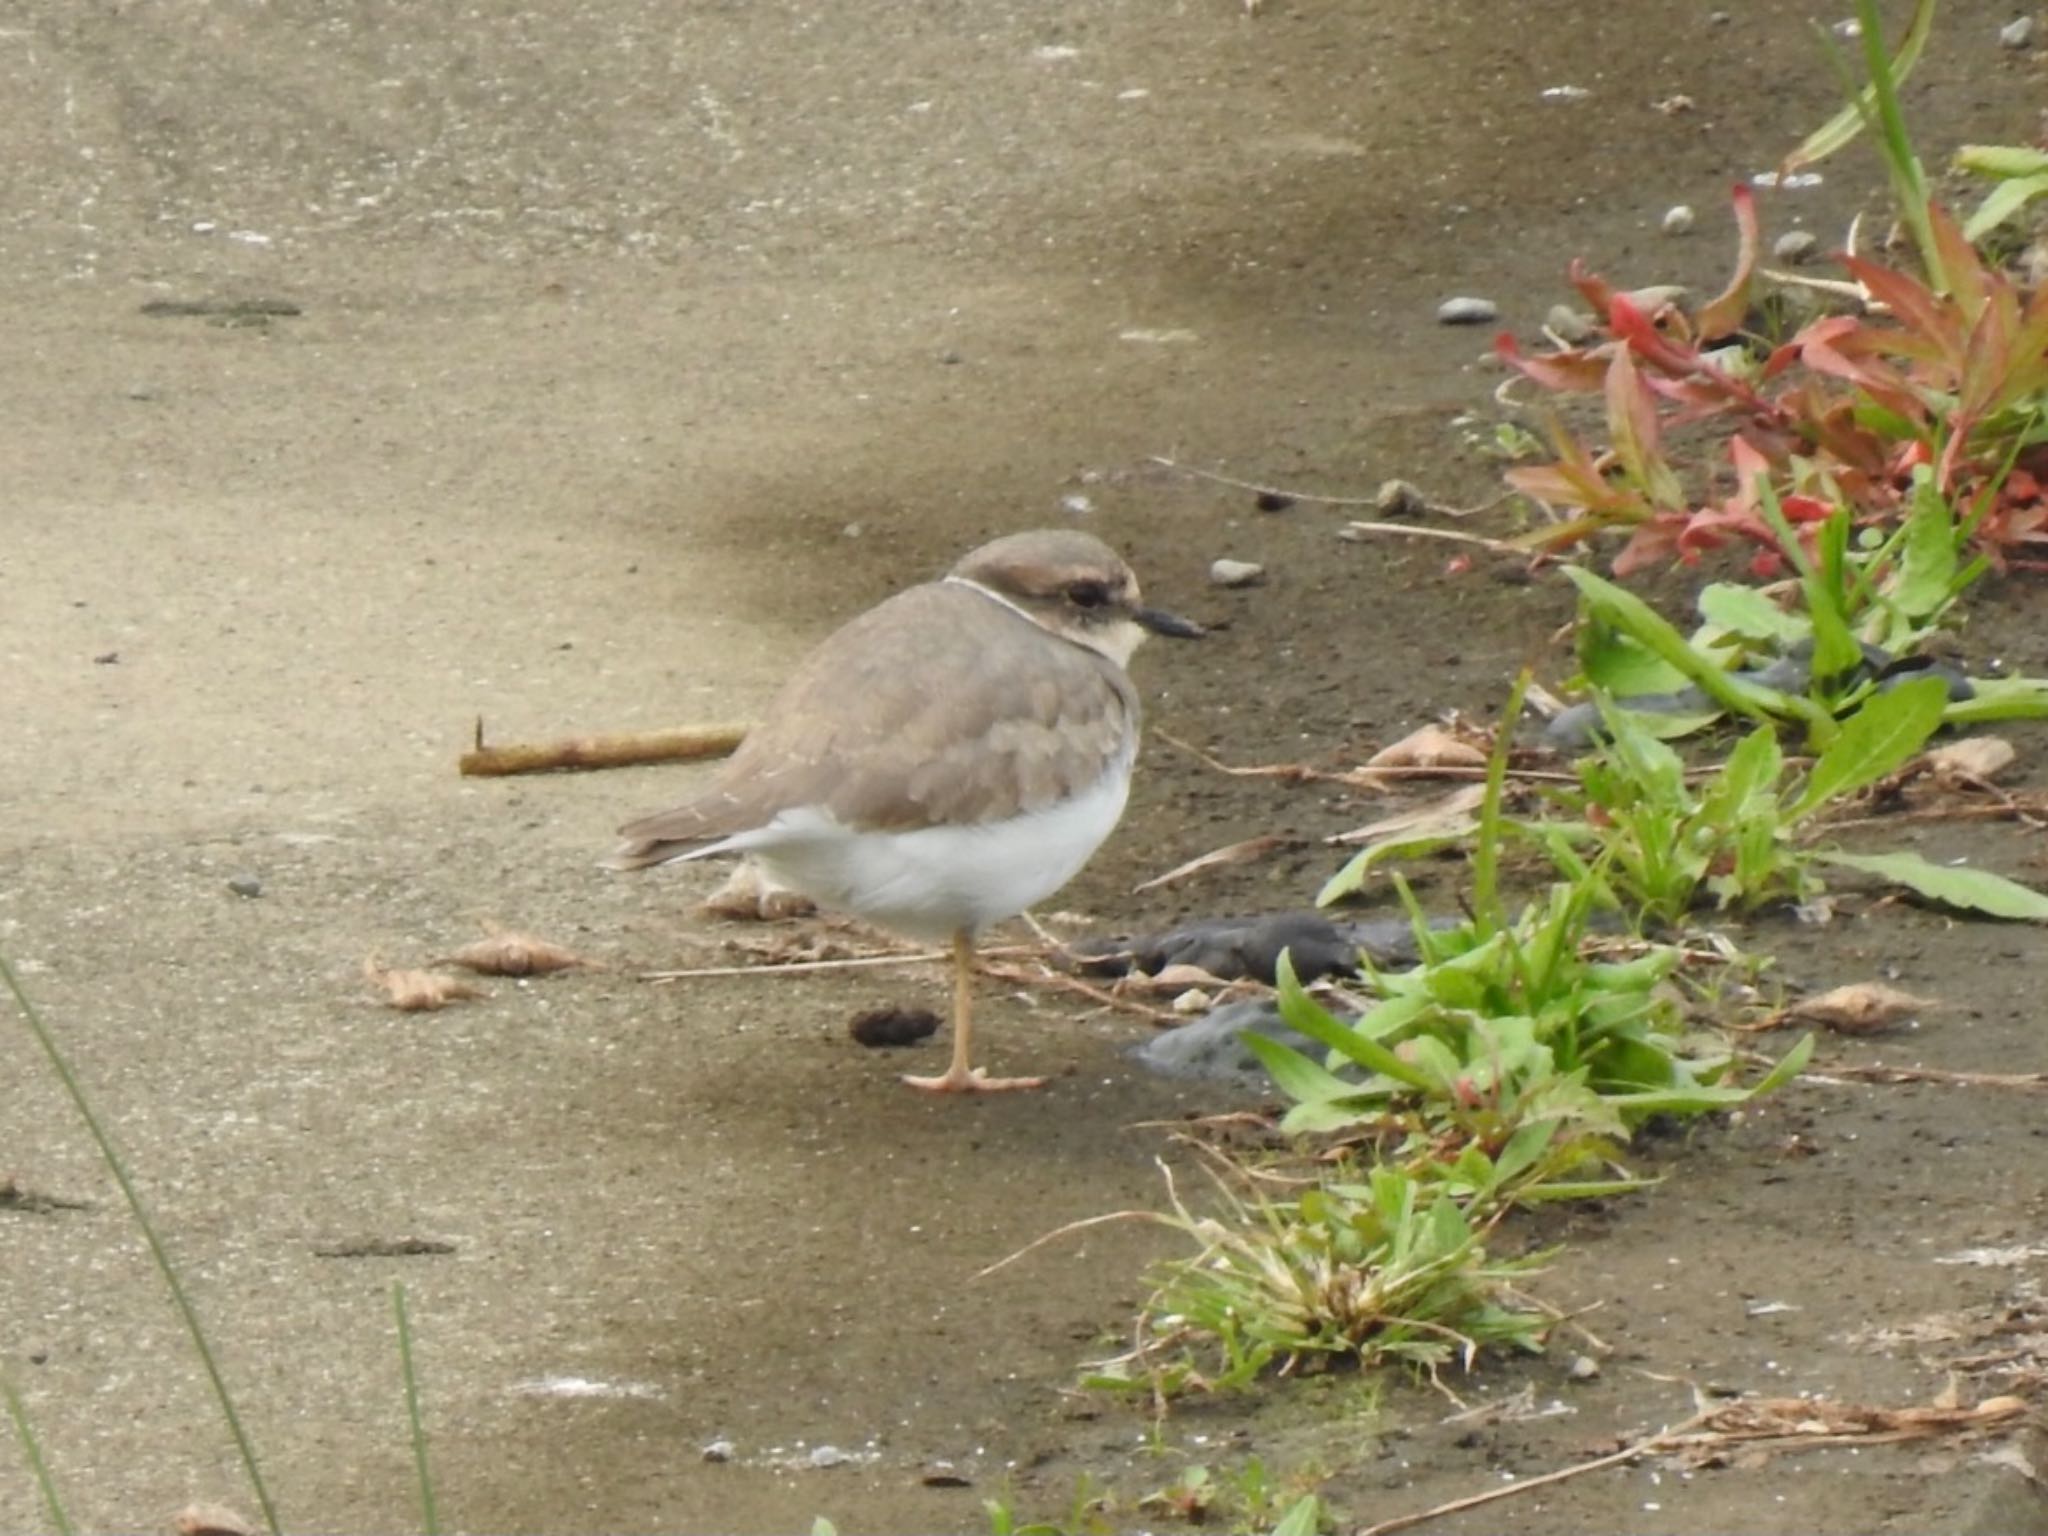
{"left": 611, "top": 581, "right": 1137, "bottom": 865}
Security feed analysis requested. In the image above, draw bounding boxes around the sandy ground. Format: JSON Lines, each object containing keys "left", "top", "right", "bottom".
{"left": 5, "top": 2, "right": 2048, "bottom": 1532}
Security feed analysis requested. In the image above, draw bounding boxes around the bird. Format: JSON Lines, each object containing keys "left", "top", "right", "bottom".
{"left": 607, "top": 528, "right": 1202, "bottom": 1093}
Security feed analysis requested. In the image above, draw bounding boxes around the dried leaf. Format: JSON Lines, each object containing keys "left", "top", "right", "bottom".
{"left": 174, "top": 1505, "right": 258, "bottom": 1536}
{"left": 698, "top": 861, "right": 818, "bottom": 921}
{"left": 1133, "top": 834, "right": 1298, "bottom": 892}
{"left": 1785, "top": 982, "right": 1938, "bottom": 1034}
{"left": 1365, "top": 723, "right": 1490, "bottom": 772}
{"left": 1926, "top": 736, "right": 2018, "bottom": 786}
{"left": 1330, "top": 783, "right": 1488, "bottom": 846}
{"left": 439, "top": 923, "right": 598, "bottom": 976}
{"left": 363, "top": 956, "right": 487, "bottom": 1012}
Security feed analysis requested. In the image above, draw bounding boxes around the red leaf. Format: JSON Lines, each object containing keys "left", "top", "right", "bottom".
{"left": 1695, "top": 184, "right": 1760, "bottom": 341}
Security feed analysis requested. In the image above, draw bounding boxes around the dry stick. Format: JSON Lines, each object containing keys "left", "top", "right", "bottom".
{"left": 980, "top": 959, "right": 1183, "bottom": 1026}
{"left": 1351, "top": 1408, "right": 1715, "bottom": 1536}
{"left": 639, "top": 939, "right": 1053, "bottom": 983}
{"left": 1339, "top": 519, "right": 1524, "bottom": 554}
{"left": 459, "top": 719, "right": 749, "bottom": 777}
{"left": 1810, "top": 1063, "right": 2048, "bottom": 1091}
{"left": 1157, "top": 731, "right": 1581, "bottom": 788}
{"left": 1149, "top": 455, "right": 1514, "bottom": 519}
{"left": 1147, "top": 454, "right": 1385, "bottom": 507}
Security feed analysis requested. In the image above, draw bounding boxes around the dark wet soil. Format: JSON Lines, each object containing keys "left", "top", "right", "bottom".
{"left": 4, "top": 3, "right": 2048, "bottom": 1533}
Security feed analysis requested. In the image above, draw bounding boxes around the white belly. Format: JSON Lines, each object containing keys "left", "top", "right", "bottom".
{"left": 696, "top": 764, "right": 1133, "bottom": 943}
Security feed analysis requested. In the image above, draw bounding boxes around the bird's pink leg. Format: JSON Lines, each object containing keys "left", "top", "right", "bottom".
{"left": 902, "top": 929, "right": 1046, "bottom": 1093}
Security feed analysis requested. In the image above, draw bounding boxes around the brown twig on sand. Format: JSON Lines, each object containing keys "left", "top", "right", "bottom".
{"left": 458, "top": 718, "right": 749, "bottom": 777}
{"left": 1147, "top": 454, "right": 1385, "bottom": 507}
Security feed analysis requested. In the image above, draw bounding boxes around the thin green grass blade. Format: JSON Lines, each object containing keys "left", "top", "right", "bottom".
{"left": 395, "top": 1283, "right": 440, "bottom": 1536}
{"left": 0, "top": 951, "right": 283, "bottom": 1536}
{"left": 2, "top": 1371, "right": 74, "bottom": 1536}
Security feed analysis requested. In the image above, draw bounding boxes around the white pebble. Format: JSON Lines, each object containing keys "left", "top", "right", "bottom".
{"left": 1060, "top": 493, "right": 1094, "bottom": 515}
{"left": 1662, "top": 204, "right": 1696, "bottom": 236}
{"left": 1544, "top": 304, "right": 1597, "bottom": 344}
{"left": 1172, "top": 988, "right": 1213, "bottom": 1016}
{"left": 2000, "top": 15, "right": 2034, "bottom": 47}
{"left": 1209, "top": 558, "right": 1265, "bottom": 588}
{"left": 808, "top": 1445, "right": 850, "bottom": 1469}
{"left": 1772, "top": 229, "right": 1819, "bottom": 264}
{"left": 1437, "top": 296, "right": 1498, "bottom": 325}
{"left": 701, "top": 1439, "right": 735, "bottom": 1463}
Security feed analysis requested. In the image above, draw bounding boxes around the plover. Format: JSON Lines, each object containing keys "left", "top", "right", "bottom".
{"left": 608, "top": 528, "right": 1201, "bottom": 1092}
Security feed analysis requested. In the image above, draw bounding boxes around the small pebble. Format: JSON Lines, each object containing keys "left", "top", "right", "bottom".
{"left": 936, "top": 347, "right": 963, "bottom": 364}
{"left": 93, "top": 651, "right": 119, "bottom": 665}
{"left": 701, "top": 1438, "right": 735, "bottom": 1463}
{"left": 1060, "top": 493, "right": 1094, "bottom": 515}
{"left": 1545, "top": 304, "right": 1597, "bottom": 344}
{"left": 1618, "top": 283, "right": 1689, "bottom": 313}
{"left": 1171, "top": 987, "right": 1213, "bottom": 1015}
{"left": 1567, "top": 1354, "right": 1602, "bottom": 1381}
{"left": 2000, "top": 15, "right": 2034, "bottom": 47}
{"left": 1208, "top": 558, "right": 1265, "bottom": 588}
{"left": 1708, "top": 8, "right": 1731, "bottom": 20}
{"left": 1436, "top": 296, "right": 1498, "bottom": 326}
{"left": 921, "top": 1464, "right": 973, "bottom": 1489}
{"left": 1253, "top": 490, "right": 1295, "bottom": 513}
{"left": 1772, "top": 229, "right": 1820, "bottom": 264}
{"left": 227, "top": 875, "right": 263, "bottom": 898}
{"left": 808, "top": 1444, "right": 850, "bottom": 1469}
{"left": 1376, "top": 479, "right": 1428, "bottom": 518}
{"left": 1662, "top": 204, "right": 1696, "bottom": 236}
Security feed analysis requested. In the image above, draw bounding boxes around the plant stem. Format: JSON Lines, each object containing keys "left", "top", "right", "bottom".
{"left": 2, "top": 1371, "right": 74, "bottom": 1536}
{"left": 394, "top": 1283, "right": 440, "bottom": 1536}
{"left": 0, "top": 951, "right": 283, "bottom": 1536}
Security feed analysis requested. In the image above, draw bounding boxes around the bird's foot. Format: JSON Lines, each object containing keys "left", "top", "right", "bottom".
{"left": 901, "top": 1065, "right": 1047, "bottom": 1094}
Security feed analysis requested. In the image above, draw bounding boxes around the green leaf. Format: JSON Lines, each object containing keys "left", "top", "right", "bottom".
{"left": 1816, "top": 850, "right": 2048, "bottom": 920}
{"left": 1565, "top": 567, "right": 1790, "bottom": 725}
{"left": 1783, "top": 0, "right": 1935, "bottom": 169}
{"left": 1697, "top": 582, "right": 1807, "bottom": 644}
{"left": 1275, "top": 954, "right": 1436, "bottom": 1089}
{"left": 1241, "top": 1029, "right": 1356, "bottom": 1106}
{"left": 1956, "top": 143, "right": 2048, "bottom": 178}
{"left": 1704, "top": 725, "right": 1785, "bottom": 823}
{"left": 1786, "top": 676, "right": 1947, "bottom": 821}
{"left": 1267, "top": 1496, "right": 1324, "bottom": 1536}
{"left": 1962, "top": 170, "right": 2048, "bottom": 242}
{"left": 1945, "top": 676, "right": 2048, "bottom": 725}
{"left": 1887, "top": 477, "right": 1960, "bottom": 620}
{"left": 1317, "top": 830, "right": 1473, "bottom": 906}
{"left": 1582, "top": 627, "right": 1690, "bottom": 697}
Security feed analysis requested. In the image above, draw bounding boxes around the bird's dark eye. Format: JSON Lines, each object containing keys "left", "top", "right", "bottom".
{"left": 1067, "top": 580, "right": 1112, "bottom": 610}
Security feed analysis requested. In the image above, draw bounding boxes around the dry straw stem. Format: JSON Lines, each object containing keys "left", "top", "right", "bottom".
{"left": 458, "top": 718, "right": 748, "bottom": 776}
{"left": 1354, "top": 1388, "right": 2029, "bottom": 1536}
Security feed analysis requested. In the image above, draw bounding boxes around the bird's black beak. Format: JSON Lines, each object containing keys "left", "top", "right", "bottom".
{"left": 1134, "top": 605, "right": 1206, "bottom": 640}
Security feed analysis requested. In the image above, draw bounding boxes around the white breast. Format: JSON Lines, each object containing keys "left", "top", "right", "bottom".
{"left": 691, "top": 758, "right": 1135, "bottom": 943}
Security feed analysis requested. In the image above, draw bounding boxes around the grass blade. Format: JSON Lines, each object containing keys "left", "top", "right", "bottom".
{"left": 395, "top": 1283, "right": 440, "bottom": 1536}
{"left": 2, "top": 1371, "right": 74, "bottom": 1536}
{"left": 0, "top": 951, "right": 283, "bottom": 1536}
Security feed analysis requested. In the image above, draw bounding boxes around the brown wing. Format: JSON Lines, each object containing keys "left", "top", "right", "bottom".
{"left": 609, "top": 581, "right": 1137, "bottom": 867}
